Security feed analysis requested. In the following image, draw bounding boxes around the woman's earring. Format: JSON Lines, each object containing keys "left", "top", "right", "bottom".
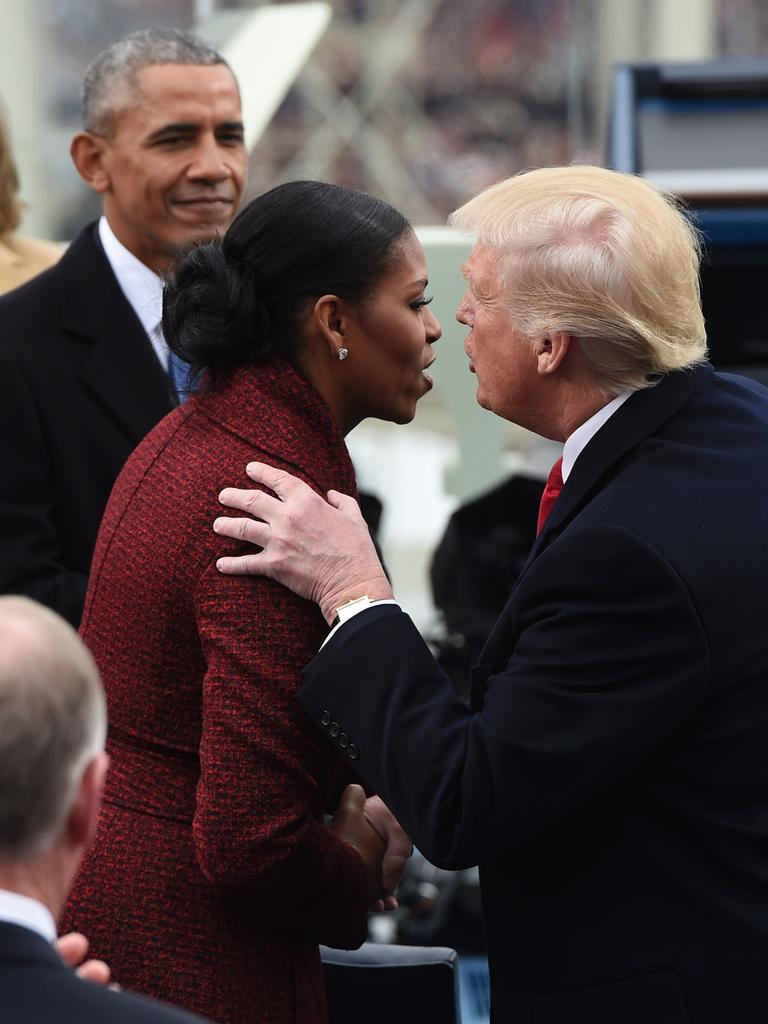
{"left": 337, "top": 347, "right": 349, "bottom": 361}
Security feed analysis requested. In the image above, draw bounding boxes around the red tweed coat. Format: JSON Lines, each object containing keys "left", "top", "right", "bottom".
{"left": 60, "top": 358, "right": 369, "bottom": 1024}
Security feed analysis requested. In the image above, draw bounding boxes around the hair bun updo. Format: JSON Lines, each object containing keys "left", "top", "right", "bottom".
{"left": 162, "top": 241, "right": 272, "bottom": 374}
{"left": 163, "top": 180, "right": 412, "bottom": 378}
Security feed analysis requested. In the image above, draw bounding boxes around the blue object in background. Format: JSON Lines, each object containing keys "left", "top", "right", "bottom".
{"left": 607, "top": 60, "right": 768, "bottom": 382}
{"left": 690, "top": 206, "right": 768, "bottom": 247}
{"left": 457, "top": 955, "right": 490, "bottom": 1024}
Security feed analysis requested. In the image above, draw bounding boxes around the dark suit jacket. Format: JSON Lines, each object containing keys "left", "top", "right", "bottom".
{"left": 0, "top": 223, "right": 174, "bottom": 626}
{"left": 0, "top": 921, "right": 208, "bottom": 1023}
{"left": 301, "top": 363, "right": 768, "bottom": 1024}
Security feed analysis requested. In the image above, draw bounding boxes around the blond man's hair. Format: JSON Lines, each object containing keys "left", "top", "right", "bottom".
{"left": 449, "top": 165, "right": 708, "bottom": 396}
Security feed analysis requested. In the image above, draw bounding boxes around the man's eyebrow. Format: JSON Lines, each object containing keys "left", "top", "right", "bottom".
{"left": 147, "top": 122, "right": 198, "bottom": 140}
{"left": 147, "top": 120, "right": 245, "bottom": 140}
{"left": 459, "top": 262, "right": 470, "bottom": 281}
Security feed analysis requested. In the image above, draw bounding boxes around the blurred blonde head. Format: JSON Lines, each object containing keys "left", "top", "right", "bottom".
{"left": 0, "top": 105, "right": 21, "bottom": 237}
{"left": 449, "top": 165, "right": 707, "bottom": 396}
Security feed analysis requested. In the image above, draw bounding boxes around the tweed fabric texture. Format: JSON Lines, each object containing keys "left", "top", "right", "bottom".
{"left": 60, "top": 358, "right": 369, "bottom": 1024}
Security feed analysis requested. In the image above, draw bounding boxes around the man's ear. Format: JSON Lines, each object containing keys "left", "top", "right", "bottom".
{"left": 70, "top": 132, "right": 112, "bottom": 194}
{"left": 312, "top": 294, "right": 350, "bottom": 361}
{"left": 536, "top": 330, "right": 572, "bottom": 376}
{"left": 65, "top": 752, "right": 109, "bottom": 850}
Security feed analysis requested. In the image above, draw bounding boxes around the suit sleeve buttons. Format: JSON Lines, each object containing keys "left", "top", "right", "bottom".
{"left": 319, "top": 712, "right": 356, "bottom": 757}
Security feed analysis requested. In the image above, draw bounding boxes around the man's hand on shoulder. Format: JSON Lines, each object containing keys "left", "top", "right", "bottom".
{"left": 214, "top": 462, "right": 393, "bottom": 623}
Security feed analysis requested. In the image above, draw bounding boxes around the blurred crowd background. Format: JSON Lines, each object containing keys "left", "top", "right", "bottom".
{"left": 2, "top": 0, "right": 768, "bottom": 240}
{"left": 3, "top": 0, "right": 767, "bottom": 626}
{"left": 1, "top": 0, "right": 766, "bottom": 624}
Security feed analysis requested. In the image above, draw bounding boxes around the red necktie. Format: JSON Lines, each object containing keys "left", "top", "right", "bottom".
{"left": 536, "top": 456, "right": 564, "bottom": 535}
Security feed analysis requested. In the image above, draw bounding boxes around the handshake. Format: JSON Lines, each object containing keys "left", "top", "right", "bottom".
{"left": 331, "top": 784, "right": 412, "bottom": 911}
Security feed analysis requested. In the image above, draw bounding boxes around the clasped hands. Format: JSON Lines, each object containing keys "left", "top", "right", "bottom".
{"left": 332, "top": 784, "right": 411, "bottom": 910}
{"left": 57, "top": 786, "right": 410, "bottom": 989}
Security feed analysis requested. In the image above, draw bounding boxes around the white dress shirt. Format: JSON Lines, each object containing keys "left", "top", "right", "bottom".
{"left": 0, "top": 887, "right": 56, "bottom": 943}
{"left": 98, "top": 216, "right": 168, "bottom": 370}
{"left": 561, "top": 391, "right": 631, "bottom": 482}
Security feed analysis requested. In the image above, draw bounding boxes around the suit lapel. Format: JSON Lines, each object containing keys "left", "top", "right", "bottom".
{"left": 472, "top": 363, "right": 714, "bottom": 686}
{"left": 532, "top": 363, "right": 714, "bottom": 557}
{"left": 57, "top": 224, "right": 175, "bottom": 443}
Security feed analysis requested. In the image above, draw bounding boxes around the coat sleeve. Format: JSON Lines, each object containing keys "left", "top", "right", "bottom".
{"left": 0, "top": 344, "right": 86, "bottom": 625}
{"left": 191, "top": 555, "right": 369, "bottom": 949}
{"left": 300, "top": 523, "right": 710, "bottom": 869}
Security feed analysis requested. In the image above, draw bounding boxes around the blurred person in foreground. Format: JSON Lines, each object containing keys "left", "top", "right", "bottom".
{"left": 0, "top": 596, "right": 209, "bottom": 1023}
{"left": 61, "top": 181, "right": 433, "bottom": 1024}
{"left": 0, "top": 106, "right": 62, "bottom": 294}
{"left": 0, "top": 28, "right": 246, "bottom": 627}
{"left": 215, "top": 165, "right": 768, "bottom": 1024}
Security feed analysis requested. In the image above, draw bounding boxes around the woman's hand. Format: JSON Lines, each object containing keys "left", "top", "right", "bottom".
{"left": 330, "top": 784, "right": 388, "bottom": 904}
{"left": 363, "top": 795, "right": 412, "bottom": 910}
{"left": 214, "top": 463, "right": 393, "bottom": 625}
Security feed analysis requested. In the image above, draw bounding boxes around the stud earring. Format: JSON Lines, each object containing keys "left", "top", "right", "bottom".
{"left": 337, "top": 347, "right": 349, "bottom": 361}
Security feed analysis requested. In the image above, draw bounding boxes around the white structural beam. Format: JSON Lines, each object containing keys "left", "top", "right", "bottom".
{"left": 200, "top": 2, "right": 332, "bottom": 152}
{"left": 592, "top": 0, "right": 717, "bottom": 155}
{"left": 280, "top": 0, "right": 446, "bottom": 221}
{"left": 652, "top": 0, "right": 716, "bottom": 61}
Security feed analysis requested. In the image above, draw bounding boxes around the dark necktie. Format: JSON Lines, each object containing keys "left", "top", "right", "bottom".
{"left": 168, "top": 348, "right": 192, "bottom": 402}
{"left": 536, "top": 456, "right": 564, "bottom": 535}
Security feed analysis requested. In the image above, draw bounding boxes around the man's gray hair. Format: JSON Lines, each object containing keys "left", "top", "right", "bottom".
{"left": 83, "top": 27, "right": 231, "bottom": 135}
{"left": 0, "top": 597, "right": 106, "bottom": 860}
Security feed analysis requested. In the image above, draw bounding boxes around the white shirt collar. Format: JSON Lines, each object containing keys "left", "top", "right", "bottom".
{"left": 98, "top": 216, "right": 169, "bottom": 371}
{"left": 561, "top": 391, "right": 632, "bottom": 482}
{"left": 0, "top": 887, "right": 56, "bottom": 943}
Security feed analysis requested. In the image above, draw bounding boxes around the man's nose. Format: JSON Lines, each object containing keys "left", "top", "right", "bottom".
{"left": 188, "top": 135, "right": 231, "bottom": 181}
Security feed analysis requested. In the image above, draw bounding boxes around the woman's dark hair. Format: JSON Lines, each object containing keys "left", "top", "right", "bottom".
{"left": 162, "top": 180, "right": 412, "bottom": 376}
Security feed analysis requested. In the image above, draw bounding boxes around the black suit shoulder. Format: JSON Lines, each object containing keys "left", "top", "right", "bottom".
{"left": 0, "top": 223, "right": 133, "bottom": 353}
{"left": 0, "top": 222, "right": 174, "bottom": 625}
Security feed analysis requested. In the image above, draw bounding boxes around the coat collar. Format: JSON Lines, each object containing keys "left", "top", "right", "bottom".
{"left": 191, "top": 357, "right": 357, "bottom": 495}
{"left": 57, "top": 223, "right": 175, "bottom": 442}
{"left": 0, "top": 920, "right": 62, "bottom": 968}
{"left": 531, "top": 362, "right": 714, "bottom": 557}
{"left": 471, "top": 362, "right": 714, "bottom": 696}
